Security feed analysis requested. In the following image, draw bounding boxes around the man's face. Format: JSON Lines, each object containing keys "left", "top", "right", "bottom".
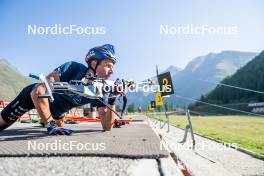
{"left": 96, "top": 59, "right": 114, "bottom": 80}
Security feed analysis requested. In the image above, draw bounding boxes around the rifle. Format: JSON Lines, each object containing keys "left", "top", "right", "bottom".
{"left": 29, "top": 74, "right": 153, "bottom": 122}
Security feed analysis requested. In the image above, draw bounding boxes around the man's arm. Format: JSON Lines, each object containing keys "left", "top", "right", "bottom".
{"left": 30, "top": 71, "right": 60, "bottom": 125}
{"left": 98, "top": 105, "right": 115, "bottom": 131}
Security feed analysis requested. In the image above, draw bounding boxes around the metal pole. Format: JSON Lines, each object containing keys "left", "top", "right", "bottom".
{"left": 187, "top": 109, "right": 196, "bottom": 148}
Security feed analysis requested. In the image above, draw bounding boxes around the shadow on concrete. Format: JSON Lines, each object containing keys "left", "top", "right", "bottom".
{"left": 0, "top": 126, "right": 104, "bottom": 141}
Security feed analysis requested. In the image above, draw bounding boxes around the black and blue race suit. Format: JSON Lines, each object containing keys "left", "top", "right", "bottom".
{"left": 0, "top": 61, "right": 105, "bottom": 128}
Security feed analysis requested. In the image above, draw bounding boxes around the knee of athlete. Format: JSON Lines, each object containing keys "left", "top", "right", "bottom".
{"left": 30, "top": 84, "right": 46, "bottom": 98}
{"left": 0, "top": 114, "right": 8, "bottom": 125}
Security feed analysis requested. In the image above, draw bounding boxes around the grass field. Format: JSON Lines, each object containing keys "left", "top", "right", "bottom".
{"left": 155, "top": 115, "right": 264, "bottom": 155}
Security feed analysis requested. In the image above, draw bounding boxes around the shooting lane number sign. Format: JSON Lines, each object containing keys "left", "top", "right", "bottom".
{"left": 157, "top": 72, "right": 174, "bottom": 97}
{"left": 151, "top": 101, "right": 156, "bottom": 108}
{"left": 148, "top": 104, "right": 153, "bottom": 111}
{"left": 156, "top": 92, "right": 163, "bottom": 106}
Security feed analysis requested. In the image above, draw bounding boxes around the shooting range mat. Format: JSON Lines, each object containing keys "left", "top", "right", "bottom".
{"left": 0, "top": 120, "right": 168, "bottom": 158}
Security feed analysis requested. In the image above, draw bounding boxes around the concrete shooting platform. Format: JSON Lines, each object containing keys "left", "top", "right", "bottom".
{"left": 130, "top": 115, "right": 146, "bottom": 122}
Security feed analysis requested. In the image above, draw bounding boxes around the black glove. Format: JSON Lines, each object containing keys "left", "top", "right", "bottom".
{"left": 108, "top": 78, "right": 124, "bottom": 105}
{"left": 46, "top": 120, "right": 73, "bottom": 135}
{"left": 113, "top": 119, "right": 126, "bottom": 128}
{"left": 48, "top": 127, "right": 74, "bottom": 135}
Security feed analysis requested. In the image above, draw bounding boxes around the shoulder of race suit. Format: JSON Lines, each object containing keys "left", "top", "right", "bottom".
{"left": 54, "top": 61, "right": 88, "bottom": 82}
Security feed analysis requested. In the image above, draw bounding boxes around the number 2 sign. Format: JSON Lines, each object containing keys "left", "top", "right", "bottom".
{"left": 157, "top": 72, "right": 174, "bottom": 96}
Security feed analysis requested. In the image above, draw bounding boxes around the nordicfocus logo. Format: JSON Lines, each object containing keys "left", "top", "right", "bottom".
{"left": 27, "top": 24, "right": 106, "bottom": 35}
{"left": 27, "top": 140, "right": 106, "bottom": 151}
{"left": 160, "top": 141, "right": 238, "bottom": 151}
{"left": 95, "top": 84, "right": 173, "bottom": 94}
{"left": 160, "top": 24, "right": 238, "bottom": 35}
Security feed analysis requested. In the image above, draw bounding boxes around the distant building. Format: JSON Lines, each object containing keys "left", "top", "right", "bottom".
{"left": 248, "top": 102, "right": 264, "bottom": 113}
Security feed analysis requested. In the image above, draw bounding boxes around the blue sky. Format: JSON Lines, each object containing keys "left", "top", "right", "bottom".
{"left": 0, "top": 0, "right": 263, "bottom": 81}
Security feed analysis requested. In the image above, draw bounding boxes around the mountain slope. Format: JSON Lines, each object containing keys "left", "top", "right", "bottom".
{"left": 169, "top": 51, "right": 258, "bottom": 106}
{"left": 0, "top": 59, "right": 35, "bottom": 101}
{"left": 200, "top": 50, "right": 264, "bottom": 104}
